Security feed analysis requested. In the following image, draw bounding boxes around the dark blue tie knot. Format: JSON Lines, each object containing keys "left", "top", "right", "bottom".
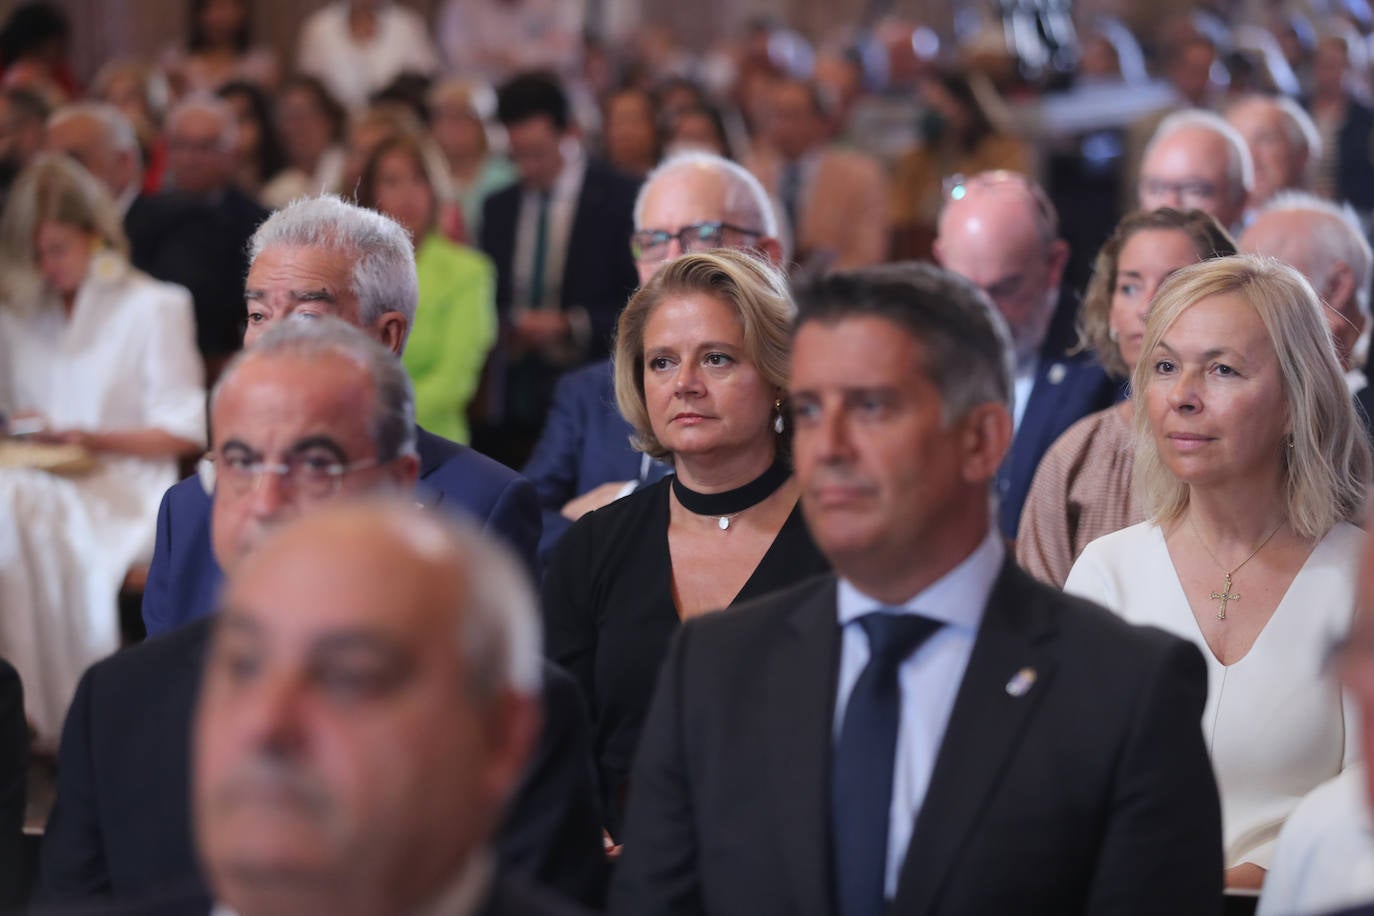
{"left": 858, "top": 612, "right": 943, "bottom": 672}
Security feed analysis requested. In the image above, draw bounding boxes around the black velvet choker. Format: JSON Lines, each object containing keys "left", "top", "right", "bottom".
{"left": 671, "top": 458, "right": 790, "bottom": 531}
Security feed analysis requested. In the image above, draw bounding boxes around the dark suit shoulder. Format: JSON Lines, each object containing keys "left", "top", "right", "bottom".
{"left": 677, "top": 572, "right": 837, "bottom": 649}
{"left": 164, "top": 474, "right": 211, "bottom": 518}
{"left": 86, "top": 616, "right": 212, "bottom": 699}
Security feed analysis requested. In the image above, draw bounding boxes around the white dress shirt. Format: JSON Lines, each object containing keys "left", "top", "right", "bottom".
{"left": 512, "top": 141, "right": 585, "bottom": 313}
{"left": 833, "top": 529, "right": 1005, "bottom": 897}
{"left": 296, "top": 1, "right": 440, "bottom": 112}
{"left": 1011, "top": 354, "right": 1038, "bottom": 432}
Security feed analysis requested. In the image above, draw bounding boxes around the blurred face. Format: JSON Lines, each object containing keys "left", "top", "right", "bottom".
{"left": 667, "top": 111, "right": 725, "bottom": 157}
{"left": 195, "top": 521, "right": 496, "bottom": 916}
{"left": 1313, "top": 38, "right": 1349, "bottom": 97}
{"left": 243, "top": 245, "right": 362, "bottom": 347}
{"left": 641, "top": 293, "right": 775, "bottom": 463}
{"left": 1170, "top": 43, "right": 1215, "bottom": 105}
{"left": 1139, "top": 127, "right": 1244, "bottom": 228}
{"left": 224, "top": 92, "right": 262, "bottom": 164}
{"left": 1227, "top": 100, "right": 1303, "bottom": 205}
{"left": 431, "top": 104, "right": 485, "bottom": 162}
{"left": 371, "top": 149, "right": 434, "bottom": 241}
{"left": 1144, "top": 292, "right": 1289, "bottom": 492}
{"left": 46, "top": 114, "right": 124, "bottom": 196}
{"left": 208, "top": 354, "right": 414, "bottom": 572}
{"left": 342, "top": 119, "right": 396, "bottom": 199}
{"left": 35, "top": 220, "right": 94, "bottom": 297}
{"left": 199, "top": 0, "right": 247, "bottom": 45}
{"left": 1110, "top": 228, "right": 1205, "bottom": 370}
{"left": 505, "top": 114, "right": 564, "bottom": 193}
{"left": 634, "top": 169, "right": 774, "bottom": 284}
{"left": 0, "top": 98, "right": 45, "bottom": 169}
{"left": 765, "top": 81, "right": 822, "bottom": 160}
{"left": 277, "top": 88, "right": 333, "bottom": 168}
{"left": 789, "top": 316, "right": 997, "bottom": 577}
{"left": 605, "top": 91, "right": 657, "bottom": 173}
{"left": 168, "top": 108, "right": 234, "bottom": 195}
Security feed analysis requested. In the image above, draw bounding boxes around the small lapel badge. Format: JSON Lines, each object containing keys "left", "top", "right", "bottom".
{"left": 1047, "top": 363, "right": 1067, "bottom": 385}
{"left": 1005, "top": 667, "right": 1037, "bottom": 698}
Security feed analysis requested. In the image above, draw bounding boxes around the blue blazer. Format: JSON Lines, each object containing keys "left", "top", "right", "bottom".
{"left": 998, "top": 348, "right": 1119, "bottom": 540}
{"left": 522, "top": 360, "right": 670, "bottom": 564}
{"left": 141, "top": 427, "right": 541, "bottom": 639}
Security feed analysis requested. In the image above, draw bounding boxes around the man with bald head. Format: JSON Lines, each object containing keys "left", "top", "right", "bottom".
{"left": 1138, "top": 110, "right": 1254, "bottom": 231}
{"left": 1239, "top": 192, "right": 1371, "bottom": 388}
{"left": 1225, "top": 94, "right": 1319, "bottom": 210}
{"left": 522, "top": 150, "right": 785, "bottom": 560}
{"left": 38, "top": 319, "right": 605, "bottom": 910}
{"left": 934, "top": 170, "right": 1116, "bottom": 540}
{"left": 194, "top": 499, "right": 585, "bottom": 916}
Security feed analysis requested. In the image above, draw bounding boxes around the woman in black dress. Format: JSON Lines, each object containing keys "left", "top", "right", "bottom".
{"left": 542, "top": 249, "right": 829, "bottom": 834}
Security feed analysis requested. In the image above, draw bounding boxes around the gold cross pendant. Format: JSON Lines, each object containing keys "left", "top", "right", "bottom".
{"left": 1210, "top": 572, "right": 1239, "bottom": 620}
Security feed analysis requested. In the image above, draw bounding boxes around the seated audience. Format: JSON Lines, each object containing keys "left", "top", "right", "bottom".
{"left": 1239, "top": 191, "right": 1372, "bottom": 393}
{"left": 45, "top": 102, "right": 142, "bottom": 214}
{"left": 889, "top": 71, "right": 1031, "bottom": 260}
{"left": 745, "top": 76, "right": 888, "bottom": 271}
{"left": 610, "top": 262, "right": 1224, "bottom": 914}
{"left": 436, "top": 0, "right": 582, "bottom": 84}
{"left": 1066, "top": 254, "right": 1370, "bottom": 889}
{"left": 87, "top": 59, "right": 168, "bottom": 193}
{"left": 522, "top": 150, "right": 782, "bottom": 561}
{"left": 216, "top": 80, "right": 286, "bottom": 200}
{"left": 260, "top": 75, "right": 346, "bottom": 210}
{"left": 428, "top": 77, "right": 516, "bottom": 243}
{"left": 357, "top": 133, "right": 497, "bottom": 445}
{"left": 139, "top": 194, "right": 539, "bottom": 639}
{"left": 160, "top": 0, "right": 279, "bottom": 98}
{"left": 1138, "top": 109, "right": 1254, "bottom": 232}
{"left": 194, "top": 498, "right": 588, "bottom": 916}
{"left": 0, "top": 657, "right": 24, "bottom": 909}
{"left": 0, "top": 84, "right": 50, "bottom": 200}
{"left": 1306, "top": 33, "right": 1374, "bottom": 213}
{"left": 1018, "top": 208, "right": 1237, "bottom": 586}
{"left": 39, "top": 320, "right": 604, "bottom": 910}
{"left": 933, "top": 170, "right": 1118, "bottom": 540}
{"left": 0, "top": 154, "right": 203, "bottom": 748}
{"left": 295, "top": 0, "right": 439, "bottom": 113}
{"left": 1225, "top": 94, "right": 1321, "bottom": 210}
{"left": 601, "top": 85, "right": 661, "bottom": 179}
{"left": 542, "top": 249, "right": 828, "bottom": 833}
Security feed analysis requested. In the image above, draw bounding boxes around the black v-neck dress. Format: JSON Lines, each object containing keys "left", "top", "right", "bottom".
{"left": 541, "top": 476, "right": 830, "bottom": 832}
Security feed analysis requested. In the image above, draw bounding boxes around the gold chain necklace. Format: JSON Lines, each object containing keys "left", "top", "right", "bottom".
{"left": 1187, "top": 516, "right": 1284, "bottom": 620}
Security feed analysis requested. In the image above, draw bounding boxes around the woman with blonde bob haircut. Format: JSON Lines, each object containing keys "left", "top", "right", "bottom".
{"left": 544, "top": 249, "right": 828, "bottom": 834}
{"left": 1067, "top": 254, "right": 1369, "bottom": 893}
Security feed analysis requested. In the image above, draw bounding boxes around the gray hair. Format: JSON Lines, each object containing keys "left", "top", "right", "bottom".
{"left": 47, "top": 101, "right": 139, "bottom": 154}
{"left": 1146, "top": 109, "right": 1255, "bottom": 204}
{"left": 248, "top": 195, "right": 418, "bottom": 347}
{"left": 634, "top": 149, "right": 781, "bottom": 242}
{"left": 1259, "top": 190, "right": 1372, "bottom": 317}
{"left": 165, "top": 93, "right": 238, "bottom": 152}
{"left": 794, "top": 262, "right": 1015, "bottom": 422}
{"left": 212, "top": 315, "right": 418, "bottom": 461}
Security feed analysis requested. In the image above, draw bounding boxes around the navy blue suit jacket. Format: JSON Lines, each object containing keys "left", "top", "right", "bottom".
{"left": 521, "top": 360, "right": 670, "bottom": 563}
{"left": 37, "top": 617, "right": 607, "bottom": 910}
{"left": 998, "top": 347, "right": 1119, "bottom": 540}
{"left": 141, "top": 427, "right": 541, "bottom": 638}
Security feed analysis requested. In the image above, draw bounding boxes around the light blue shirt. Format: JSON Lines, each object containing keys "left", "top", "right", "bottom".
{"left": 833, "top": 529, "right": 1005, "bottom": 897}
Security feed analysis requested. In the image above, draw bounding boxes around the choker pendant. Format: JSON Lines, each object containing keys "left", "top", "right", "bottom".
{"left": 671, "top": 458, "right": 790, "bottom": 533}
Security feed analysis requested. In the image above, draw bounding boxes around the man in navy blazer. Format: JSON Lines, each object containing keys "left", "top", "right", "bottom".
{"left": 934, "top": 170, "right": 1117, "bottom": 540}
{"left": 142, "top": 195, "right": 539, "bottom": 638}
{"left": 521, "top": 151, "right": 785, "bottom": 560}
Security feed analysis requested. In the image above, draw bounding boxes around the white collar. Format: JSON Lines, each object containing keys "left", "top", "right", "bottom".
{"left": 836, "top": 529, "right": 1004, "bottom": 631}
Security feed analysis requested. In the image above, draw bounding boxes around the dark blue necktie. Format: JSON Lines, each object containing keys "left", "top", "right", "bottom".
{"left": 832, "top": 612, "right": 944, "bottom": 916}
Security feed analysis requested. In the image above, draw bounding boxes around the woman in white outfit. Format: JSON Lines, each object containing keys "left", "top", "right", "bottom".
{"left": 1065, "top": 254, "right": 1370, "bottom": 894}
{"left": 0, "top": 155, "right": 205, "bottom": 748}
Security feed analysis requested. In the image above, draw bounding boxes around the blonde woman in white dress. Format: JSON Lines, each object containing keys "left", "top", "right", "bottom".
{"left": 1066, "top": 254, "right": 1370, "bottom": 894}
{"left": 0, "top": 155, "right": 204, "bottom": 748}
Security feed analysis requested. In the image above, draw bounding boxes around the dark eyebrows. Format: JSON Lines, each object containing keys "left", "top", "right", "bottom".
{"left": 241, "top": 288, "right": 338, "bottom": 303}
{"left": 283, "top": 436, "right": 348, "bottom": 461}
{"left": 219, "top": 438, "right": 259, "bottom": 457}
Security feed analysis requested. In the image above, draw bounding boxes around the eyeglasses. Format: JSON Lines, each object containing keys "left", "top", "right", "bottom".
{"left": 1138, "top": 177, "right": 1221, "bottom": 206}
{"left": 942, "top": 170, "right": 1060, "bottom": 240}
{"left": 630, "top": 222, "right": 764, "bottom": 263}
{"left": 204, "top": 450, "right": 382, "bottom": 500}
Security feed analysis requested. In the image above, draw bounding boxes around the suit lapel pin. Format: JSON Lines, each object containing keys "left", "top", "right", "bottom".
{"left": 1047, "top": 363, "right": 1066, "bottom": 385}
{"left": 1005, "top": 667, "right": 1037, "bottom": 697}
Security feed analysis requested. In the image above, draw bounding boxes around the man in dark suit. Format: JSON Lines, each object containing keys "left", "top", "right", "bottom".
{"left": 934, "top": 170, "right": 1117, "bottom": 540}
{"left": 39, "top": 321, "right": 605, "bottom": 912}
{"left": 0, "top": 656, "right": 25, "bottom": 909}
{"left": 478, "top": 70, "right": 639, "bottom": 466}
{"left": 521, "top": 151, "right": 782, "bottom": 560}
{"left": 610, "top": 264, "right": 1223, "bottom": 915}
{"left": 141, "top": 194, "right": 540, "bottom": 639}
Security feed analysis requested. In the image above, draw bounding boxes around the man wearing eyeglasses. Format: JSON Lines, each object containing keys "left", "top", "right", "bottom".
{"left": 1137, "top": 109, "right": 1254, "bottom": 232}
{"left": 36, "top": 318, "right": 608, "bottom": 911}
{"left": 521, "top": 150, "right": 785, "bottom": 562}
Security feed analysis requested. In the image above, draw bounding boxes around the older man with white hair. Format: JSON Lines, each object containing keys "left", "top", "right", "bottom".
{"left": 1138, "top": 109, "right": 1254, "bottom": 231}
{"left": 1225, "top": 94, "right": 1321, "bottom": 209}
{"left": 140, "top": 195, "right": 540, "bottom": 639}
{"left": 521, "top": 150, "right": 786, "bottom": 561}
{"left": 1239, "top": 191, "right": 1372, "bottom": 390}
{"left": 45, "top": 101, "right": 142, "bottom": 213}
